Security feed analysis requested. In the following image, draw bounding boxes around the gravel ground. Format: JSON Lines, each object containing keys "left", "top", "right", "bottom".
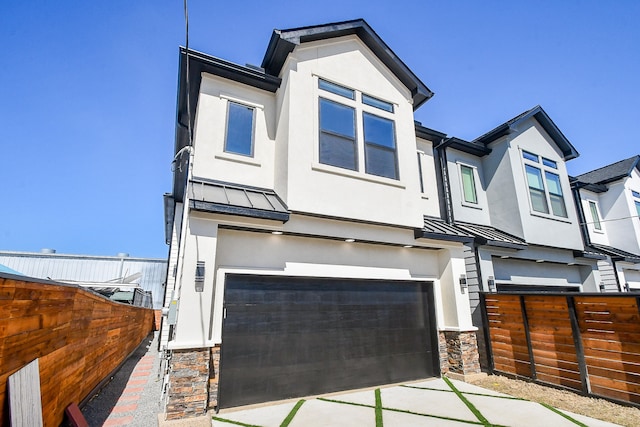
{"left": 82, "top": 332, "right": 164, "bottom": 427}
{"left": 469, "top": 374, "right": 640, "bottom": 427}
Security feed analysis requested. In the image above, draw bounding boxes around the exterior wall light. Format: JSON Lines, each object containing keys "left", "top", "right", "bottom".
{"left": 487, "top": 276, "right": 496, "bottom": 293}
{"left": 625, "top": 282, "right": 630, "bottom": 292}
{"left": 599, "top": 282, "right": 606, "bottom": 292}
{"left": 459, "top": 274, "right": 468, "bottom": 293}
{"left": 345, "top": 238, "right": 355, "bottom": 243}
{"left": 195, "top": 261, "right": 205, "bottom": 292}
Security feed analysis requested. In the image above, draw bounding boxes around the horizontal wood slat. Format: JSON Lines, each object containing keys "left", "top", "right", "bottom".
{"left": 484, "top": 292, "right": 640, "bottom": 407}
{"left": 0, "top": 277, "right": 155, "bottom": 427}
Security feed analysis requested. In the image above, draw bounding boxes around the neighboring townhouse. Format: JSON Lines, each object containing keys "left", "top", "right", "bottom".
{"left": 161, "top": 20, "right": 483, "bottom": 418}
{"left": 571, "top": 156, "right": 640, "bottom": 291}
{"left": 421, "top": 106, "right": 604, "bottom": 360}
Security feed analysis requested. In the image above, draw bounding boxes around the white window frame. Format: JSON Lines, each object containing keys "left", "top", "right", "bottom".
{"left": 587, "top": 199, "right": 604, "bottom": 233}
{"left": 314, "top": 76, "right": 400, "bottom": 183}
{"left": 457, "top": 162, "right": 481, "bottom": 209}
{"left": 521, "top": 149, "right": 569, "bottom": 219}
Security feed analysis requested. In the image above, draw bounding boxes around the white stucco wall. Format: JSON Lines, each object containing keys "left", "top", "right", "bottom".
{"left": 275, "top": 36, "right": 425, "bottom": 228}
{"left": 598, "top": 176, "right": 640, "bottom": 255}
{"left": 416, "top": 137, "right": 442, "bottom": 218}
{"left": 578, "top": 189, "right": 610, "bottom": 246}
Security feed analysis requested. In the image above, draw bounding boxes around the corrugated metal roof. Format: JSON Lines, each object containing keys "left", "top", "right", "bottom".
{"left": 0, "top": 251, "right": 166, "bottom": 308}
{"left": 590, "top": 244, "right": 640, "bottom": 263}
{"left": 418, "top": 217, "right": 474, "bottom": 243}
{"left": 189, "top": 179, "right": 289, "bottom": 222}
{"left": 455, "top": 222, "right": 527, "bottom": 250}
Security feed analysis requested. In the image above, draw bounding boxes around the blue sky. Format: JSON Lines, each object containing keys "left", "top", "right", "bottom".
{"left": 1, "top": 1, "right": 638, "bottom": 258}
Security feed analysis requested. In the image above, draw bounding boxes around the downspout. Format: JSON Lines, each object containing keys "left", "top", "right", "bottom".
{"left": 434, "top": 140, "right": 454, "bottom": 223}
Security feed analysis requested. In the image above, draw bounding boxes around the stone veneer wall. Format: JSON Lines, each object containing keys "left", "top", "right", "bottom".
{"left": 438, "top": 330, "right": 481, "bottom": 376}
{"left": 208, "top": 346, "right": 221, "bottom": 409}
{"left": 165, "top": 348, "right": 210, "bottom": 420}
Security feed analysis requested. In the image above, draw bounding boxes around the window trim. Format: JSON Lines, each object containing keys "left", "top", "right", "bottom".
{"left": 316, "top": 76, "right": 400, "bottom": 181}
{"left": 588, "top": 200, "right": 603, "bottom": 232}
{"left": 223, "top": 100, "right": 256, "bottom": 157}
{"left": 458, "top": 163, "right": 479, "bottom": 207}
{"left": 521, "top": 149, "right": 568, "bottom": 219}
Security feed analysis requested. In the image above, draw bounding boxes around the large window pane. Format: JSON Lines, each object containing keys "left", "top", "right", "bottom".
{"left": 225, "top": 102, "right": 254, "bottom": 156}
{"left": 589, "top": 201, "right": 602, "bottom": 230}
{"left": 319, "top": 98, "right": 356, "bottom": 170}
{"left": 460, "top": 165, "right": 477, "bottom": 204}
{"left": 525, "top": 165, "right": 549, "bottom": 213}
{"left": 545, "top": 172, "right": 567, "bottom": 217}
{"left": 363, "top": 113, "right": 397, "bottom": 179}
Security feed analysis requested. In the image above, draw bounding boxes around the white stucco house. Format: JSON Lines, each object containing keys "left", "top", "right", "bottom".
{"left": 571, "top": 156, "right": 640, "bottom": 290}
{"left": 161, "top": 20, "right": 483, "bottom": 418}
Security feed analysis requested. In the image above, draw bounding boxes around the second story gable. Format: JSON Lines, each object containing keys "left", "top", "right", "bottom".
{"left": 574, "top": 155, "right": 640, "bottom": 254}
{"left": 172, "top": 20, "right": 439, "bottom": 229}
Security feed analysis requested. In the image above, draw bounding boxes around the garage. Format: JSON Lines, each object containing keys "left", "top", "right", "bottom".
{"left": 218, "top": 274, "right": 439, "bottom": 408}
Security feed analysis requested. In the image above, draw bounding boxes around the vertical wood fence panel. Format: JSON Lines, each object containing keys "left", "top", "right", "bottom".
{"left": 0, "top": 275, "right": 155, "bottom": 427}
{"left": 482, "top": 292, "right": 640, "bottom": 407}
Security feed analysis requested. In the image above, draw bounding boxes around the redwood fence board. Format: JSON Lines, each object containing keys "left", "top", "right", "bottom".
{"left": 481, "top": 292, "right": 640, "bottom": 407}
{"left": 0, "top": 275, "right": 155, "bottom": 427}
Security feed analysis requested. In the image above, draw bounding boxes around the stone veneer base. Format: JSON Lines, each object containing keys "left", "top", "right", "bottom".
{"left": 438, "top": 330, "right": 481, "bottom": 376}
{"left": 165, "top": 348, "right": 210, "bottom": 420}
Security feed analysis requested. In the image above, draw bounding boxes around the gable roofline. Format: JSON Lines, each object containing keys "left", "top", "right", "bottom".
{"left": 261, "top": 19, "right": 434, "bottom": 110}
{"left": 472, "top": 105, "right": 579, "bottom": 161}
{"left": 574, "top": 155, "right": 640, "bottom": 185}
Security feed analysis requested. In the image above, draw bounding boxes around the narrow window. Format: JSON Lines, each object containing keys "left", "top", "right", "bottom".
{"left": 363, "top": 112, "right": 398, "bottom": 179}
{"left": 460, "top": 165, "right": 478, "bottom": 204}
{"left": 542, "top": 158, "right": 557, "bottom": 169}
{"left": 525, "top": 165, "right": 549, "bottom": 214}
{"left": 522, "top": 151, "right": 539, "bottom": 162}
{"left": 417, "top": 152, "right": 425, "bottom": 193}
{"left": 319, "top": 79, "right": 354, "bottom": 99}
{"left": 545, "top": 171, "right": 567, "bottom": 217}
{"left": 225, "top": 102, "right": 254, "bottom": 156}
{"left": 319, "top": 98, "right": 357, "bottom": 170}
{"left": 589, "top": 201, "right": 602, "bottom": 230}
{"left": 635, "top": 200, "right": 640, "bottom": 218}
{"left": 362, "top": 94, "right": 394, "bottom": 112}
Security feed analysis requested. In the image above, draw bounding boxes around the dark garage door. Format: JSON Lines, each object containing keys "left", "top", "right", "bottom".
{"left": 218, "top": 274, "right": 439, "bottom": 408}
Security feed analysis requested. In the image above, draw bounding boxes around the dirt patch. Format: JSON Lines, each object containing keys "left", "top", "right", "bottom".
{"left": 468, "top": 375, "right": 640, "bottom": 427}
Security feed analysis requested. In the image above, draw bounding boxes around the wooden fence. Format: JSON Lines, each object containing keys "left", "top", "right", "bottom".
{"left": 0, "top": 273, "right": 156, "bottom": 427}
{"left": 481, "top": 292, "right": 640, "bottom": 406}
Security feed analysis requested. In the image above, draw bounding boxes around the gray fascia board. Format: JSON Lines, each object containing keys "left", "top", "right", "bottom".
{"left": 190, "top": 200, "right": 290, "bottom": 223}
{"left": 438, "top": 137, "right": 491, "bottom": 157}
{"left": 415, "top": 123, "right": 447, "bottom": 141}
{"left": 262, "top": 19, "right": 433, "bottom": 110}
{"left": 414, "top": 229, "right": 474, "bottom": 243}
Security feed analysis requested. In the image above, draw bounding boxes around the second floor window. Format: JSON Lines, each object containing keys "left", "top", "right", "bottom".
{"left": 318, "top": 79, "right": 398, "bottom": 180}
{"left": 588, "top": 201, "right": 602, "bottom": 230}
{"left": 522, "top": 150, "right": 567, "bottom": 218}
{"left": 460, "top": 165, "right": 478, "bottom": 204}
{"left": 633, "top": 191, "right": 640, "bottom": 219}
{"left": 225, "top": 102, "right": 255, "bottom": 156}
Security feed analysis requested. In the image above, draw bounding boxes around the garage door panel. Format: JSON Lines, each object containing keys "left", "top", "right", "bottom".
{"left": 218, "top": 275, "right": 438, "bottom": 408}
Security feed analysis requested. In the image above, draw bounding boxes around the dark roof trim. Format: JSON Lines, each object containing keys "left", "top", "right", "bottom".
{"left": 414, "top": 229, "right": 474, "bottom": 243}
{"left": 415, "top": 123, "right": 447, "bottom": 141}
{"left": 415, "top": 217, "right": 474, "bottom": 243}
{"left": 262, "top": 19, "right": 433, "bottom": 110}
{"left": 589, "top": 244, "right": 640, "bottom": 263}
{"left": 436, "top": 137, "right": 492, "bottom": 157}
{"left": 575, "top": 155, "right": 640, "bottom": 186}
{"left": 163, "top": 193, "right": 175, "bottom": 245}
{"left": 472, "top": 105, "right": 579, "bottom": 161}
{"left": 569, "top": 176, "right": 608, "bottom": 193}
{"left": 190, "top": 200, "right": 290, "bottom": 223}
{"left": 455, "top": 222, "right": 528, "bottom": 250}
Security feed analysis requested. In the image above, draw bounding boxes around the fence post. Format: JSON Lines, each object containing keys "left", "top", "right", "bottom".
{"left": 566, "top": 296, "right": 590, "bottom": 395}
{"left": 519, "top": 295, "right": 536, "bottom": 380}
{"left": 479, "top": 292, "right": 495, "bottom": 373}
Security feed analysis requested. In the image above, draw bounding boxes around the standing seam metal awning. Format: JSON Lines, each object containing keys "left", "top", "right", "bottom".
{"left": 189, "top": 179, "right": 290, "bottom": 222}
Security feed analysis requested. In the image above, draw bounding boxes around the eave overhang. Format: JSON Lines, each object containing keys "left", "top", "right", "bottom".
{"left": 415, "top": 122, "right": 447, "bottom": 142}
{"left": 415, "top": 217, "right": 474, "bottom": 243}
{"left": 261, "top": 19, "right": 433, "bottom": 110}
{"left": 472, "top": 105, "right": 579, "bottom": 161}
{"left": 436, "top": 137, "right": 492, "bottom": 157}
{"left": 588, "top": 244, "right": 640, "bottom": 264}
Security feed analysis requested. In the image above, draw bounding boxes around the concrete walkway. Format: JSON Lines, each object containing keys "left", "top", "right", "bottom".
{"left": 212, "top": 378, "right": 620, "bottom": 427}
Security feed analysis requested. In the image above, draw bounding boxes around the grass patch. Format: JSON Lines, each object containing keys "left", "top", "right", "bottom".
{"left": 540, "top": 403, "right": 588, "bottom": 427}
{"left": 280, "top": 400, "right": 305, "bottom": 427}
{"left": 212, "top": 416, "right": 263, "bottom": 427}
{"left": 401, "top": 384, "right": 527, "bottom": 400}
{"left": 443, "top": 376, "right": 491, "bottom": 426}
{"left": 375, "top": 388, "right": 383, "bottom": 427}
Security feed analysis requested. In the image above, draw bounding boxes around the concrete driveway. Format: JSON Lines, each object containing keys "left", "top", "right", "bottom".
{"left": 211, "top": 377, "right": 618, "bottom": 427}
